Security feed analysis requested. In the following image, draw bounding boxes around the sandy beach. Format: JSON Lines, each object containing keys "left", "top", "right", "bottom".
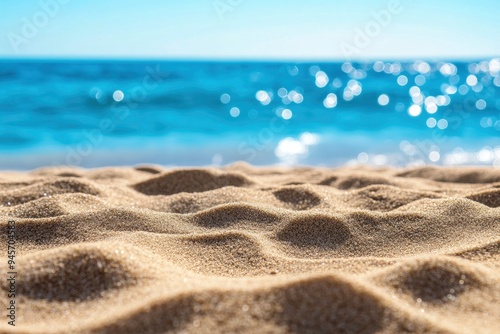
{"left": 0, "top": 163, "right": 499, "bottom": 333}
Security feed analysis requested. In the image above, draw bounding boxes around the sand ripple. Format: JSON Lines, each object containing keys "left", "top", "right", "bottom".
{"left": 0, "top": 164, "right": 499, "bottom": 333}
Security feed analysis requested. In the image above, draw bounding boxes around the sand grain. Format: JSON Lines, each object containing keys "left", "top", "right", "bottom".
{"left": 0, "top": 164, "right": 499, "bottom": 333}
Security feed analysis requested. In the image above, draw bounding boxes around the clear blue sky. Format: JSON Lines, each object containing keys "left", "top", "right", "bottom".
{"left": 1, "top": 0, "right": 499, "bottom": 60}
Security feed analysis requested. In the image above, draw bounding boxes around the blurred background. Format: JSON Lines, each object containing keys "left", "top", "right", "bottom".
{"left": 0, "top": 0, "right": 499, "bottom": 169}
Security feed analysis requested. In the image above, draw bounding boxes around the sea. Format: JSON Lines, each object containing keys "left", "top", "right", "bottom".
{"left": 0, "top": 59, "right": 499, "bottom": 170}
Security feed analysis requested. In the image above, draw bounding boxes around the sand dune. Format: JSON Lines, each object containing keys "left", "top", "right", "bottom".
{"left": 0, "top": 164, "right": 499, "bottom": 333}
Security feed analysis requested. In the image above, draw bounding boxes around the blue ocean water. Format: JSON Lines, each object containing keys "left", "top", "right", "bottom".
{"left": 0, "top": 59, "right": 499, "bottom": 169}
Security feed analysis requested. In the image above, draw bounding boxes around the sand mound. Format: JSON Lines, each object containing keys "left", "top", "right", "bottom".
{"left": 0, "top": 164, "right": 499, "bottom": 333}
{"left": 0, "top": 177, "right": 101, "bottom": 206}
{"left": 0, "top": 193, "right": 107, "bottom": 218}
{"left": 273, "top": 186, "right": 321, "bottom": 210}
{"left": 319, "top": 172, "right": 396, "bottom": 189}
{"left": 15, "top": 245, "right": 136, "bottom": 302}
{"left": 346, "top": 185, "right": 443, "bottom": 211}
{"left": 194, "top": 203, "right": 280, "bottom": 229}
{"left": 379, "top": 256, "right": 488, "bottom": 303}
{"left": 466, "top": 188, "right": 500, "bottom": 207}
{"left": 276, "top": 214, "right": 351, "bottom": 249}
{"left": 395, "top": 166, "right": 500, "bottom": 183}
{"left": 134, "top": 165, "right": 164, "bottom": 174}
{"left": 132, "top": 169, "right": 254, "bottom": 195}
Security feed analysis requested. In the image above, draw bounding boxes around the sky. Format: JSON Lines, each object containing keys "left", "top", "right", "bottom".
{"left": 0, "top": 0, "right": 499, "bottom": 60}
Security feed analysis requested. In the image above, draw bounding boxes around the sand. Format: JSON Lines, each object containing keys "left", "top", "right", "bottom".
{"left": 0, "top": 163, "right": 499, "bottom": 333}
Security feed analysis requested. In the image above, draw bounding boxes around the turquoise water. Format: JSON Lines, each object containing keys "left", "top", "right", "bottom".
{"left": 0, "top": 59, "right": 499, "bottom": 169}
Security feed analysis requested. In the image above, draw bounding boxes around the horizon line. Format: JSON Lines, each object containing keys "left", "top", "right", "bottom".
{"left": 0, "top": 55, "right": 499, "bottom": 63}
